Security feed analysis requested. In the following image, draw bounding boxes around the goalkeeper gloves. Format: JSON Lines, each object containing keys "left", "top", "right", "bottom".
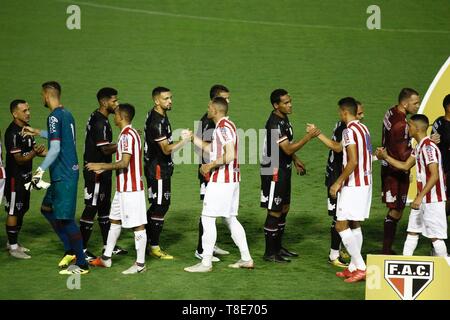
{"left": 25, "top": 167, "right": 50, "bottom": 191}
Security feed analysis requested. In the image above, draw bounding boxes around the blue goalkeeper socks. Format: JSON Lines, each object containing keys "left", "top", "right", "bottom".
{"left": 60, "top": 219, "right": 86, "bottom": 266}
{"left": 41, "top": 209, "right": 71, "bottom": 252}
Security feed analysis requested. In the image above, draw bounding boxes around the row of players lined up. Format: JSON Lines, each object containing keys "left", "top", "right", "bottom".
{"left": 0, "top": 82, "right": 448, "bottom": 282}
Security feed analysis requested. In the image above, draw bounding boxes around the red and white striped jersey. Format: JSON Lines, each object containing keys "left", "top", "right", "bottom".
{"left": 342, "top": 120, "right": 372, "bottom": 187}
{"left": 0, "top": 139, "right": 5, "bottom": 179}
{"left": 209, "top": 117, "right": 240, "bottom": 183}
{"left": 413, "top": 136, "right": 446, "bottom": 203}
{"left": 116, "top": 125, "right": 144, "bottom": 192}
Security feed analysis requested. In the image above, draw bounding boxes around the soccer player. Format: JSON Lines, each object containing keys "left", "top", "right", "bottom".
{"left": 23, "top": 81, "right": 88, "bottom": 275}
{"left": 80, "top": 87, "right": 127, "bottom": 261}
{"left": 194, "top": 84, "right": 231, "bottom": 262}
{"left": 376, "top": 114, "right": 448, "bottom": 257}
{"left": 87, "top": 103, "right": 148, "bottom": 274}
{"left": 431, "top": 94, "right": 450, "bottom": 217}
{"left": 0, "top": 130, "right": 4, "bottom": 207}
{"left": 380, "top": 88, "right": 420, "bottom": 254}
{"left": 5, "top": 100, "right": 46, "bottom": 259}
{"left": 184, "top": 97, "right": 254, "bottom": 272}
{"left": 144, "top": 87, "right": 192, "bottom": 259}
{"left": 306, "top": 101, "right": 365, "bottom": 268}
{"left": 260, "top": 89, "right": 314, "bottom": 263}
{"left": 330, "top": 97, "right": 372, "bottom": 283}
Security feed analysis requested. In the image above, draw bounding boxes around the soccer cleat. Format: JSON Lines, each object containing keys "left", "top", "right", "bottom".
{"left": 9, "top": 249, "right": 31, "bottom": 259}
{"left": 344, "top": 269, "right": 366, "bottom": 283}
{"left": 122, "top": 263, "right": 146, "bottom": 274}
{"left": 336, "top": 268, "right": 354, "bottom": 278}
{"left": 84, "top": 250, "right": 97, "bottom": 262}
{"left": 6, "top": 242, "right": 30, "bottom": 252}
{"left": 150, "top": 246, "right": 173, "bottom": 260}
{"left": 112, "top": 245, "right": 128, "bottom": 255}
{"left": 58, "top": 254, "right": 76, "bottom": 268}
{"left": 184, "top": 262, "right": 212, "bottom": 273}
{"left": 89, "top": 257, "right": 112, "bottom": 268}
{"left": 195, "top": 250, "right": 220, "bottom": 262}
{"left": 279, "top": 247, "right": 298, "bottom": 257}
{"left": 263, "top": 254, "right": 290, "bottom": 263}
{"left": 59, "top": 264, "right": 89, "bottom": 275}
{"left": 228, "top": 259, "right": 254, "bottom": 269}
{"left": 328, "top": 257, "right": 349, "bottom": 268}
{"left": 339, "top": 248, "right": 350, "bottom": 260}
{"left": 213, "top": 245, "right": 230, "bottom": 255}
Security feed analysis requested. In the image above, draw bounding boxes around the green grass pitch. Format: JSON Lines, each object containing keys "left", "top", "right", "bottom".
{"left": 0, "top": 0, "right": 449, "bottom": 299}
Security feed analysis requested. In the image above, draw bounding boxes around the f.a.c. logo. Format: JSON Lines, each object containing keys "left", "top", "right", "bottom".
{"left": 384, "top": 260, "right": 433, "bottom": 300}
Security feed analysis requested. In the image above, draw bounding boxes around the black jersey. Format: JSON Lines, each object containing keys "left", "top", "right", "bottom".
{"left": 325, "top": 121, "right": 346, "bottom": 187}
{"left": 83, "top": 110, "right": 113, "bottom": 165}
{"left": 261, "top": 111, "right": 294, "bottom": 170}
{"left": 144, "top": 108, "right": 174, "bottom": 179}
{"left": 432, "top": 116, "right": 450, "bottom": 173}
{"left": 4, "top": 122, "right": 35, "bottom": 183}
{"left": 196, "top": 112, "right": 215, "bottom": 163}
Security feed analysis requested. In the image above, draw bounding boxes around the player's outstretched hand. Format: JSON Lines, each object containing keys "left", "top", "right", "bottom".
{"left": 181, "top": 129, "right": 193, "bottom": 142}
{"left": 85, "top": 163, "right": 104, "bottom": 174}
{"left": 21, "top": 126, "right": 40, "bottom": 137}
{"left": 306, "top": 123, "right": 316, "bottom": 133}
{"left": 33, "top": 144, "right": 46, "bottom": 155}
{"left": 375, "top": 147, "right": 387, "bottom": 160}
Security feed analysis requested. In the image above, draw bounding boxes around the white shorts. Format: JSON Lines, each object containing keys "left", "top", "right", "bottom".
{"left": 407, "top": 202, "right": 448, "bottom": 239}
{"left": 202, "top": 182, "right": 239, "bottom": 218}
{"left": 336, "top": 185, "right": 372, "bottom": 221}
{"left": 0, "top": 178, "right": 4, "bottom": 205}
{"left": 110, "top": 190, "right": 147, "bottom": 229}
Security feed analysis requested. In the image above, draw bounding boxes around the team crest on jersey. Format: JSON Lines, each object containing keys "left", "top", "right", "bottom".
{"left": 274, "top": 196, "right": 282, "bottom": 205}
{"left": 164, "top": 191, "right": 171, "bottom": 200}
{"left": 99, "top": 193, "right": 105, "bottom": 202}
{"left": 49, "top": 116, "right": 58, "bottom": 133}
{"left": 16, "top": 202, "right": 23, "bottom": 210}
{"left": 384, "top": 260, "right": 434, "bottom": 300}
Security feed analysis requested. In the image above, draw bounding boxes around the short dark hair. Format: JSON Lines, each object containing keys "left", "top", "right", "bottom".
{"left": 355, "top": 100, "right": 362, "bottom": 106}
{"left": 97, "top": 87, "right": 118, "bottom": 102}
{"left": 398, "top": 88, "right": 419, "bottom": 103}
{"left": 209, "top": 84, "right": 229, "bottom": 100}
{"left": 443, "top": 94, "right": 450, "bottom": 110}
{"left": 42, "top": 81, "right": 61, "bottom": 95}
{"left": 410, "top": 114, "right": 429, "bottom": 128}
{"left": 338, "top": 97, "right": 358, "bottom": 116}
{"left": 10, "top": 99, "right": 27, "bottom": 113}
{"left": 152, "top": 86, "right": 171, "bottom": 99}
{"left": 117, "top": 103, "right": 135, "bottom": 122}
{"left": 211, "top": 96, "right": 228, "bottom": 114}
{"left": 270, "top": 89, "right": 289, "bottom": 107}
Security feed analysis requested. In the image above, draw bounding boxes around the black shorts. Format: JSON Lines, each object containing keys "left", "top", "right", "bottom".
{"left": 5, "top": 177, "right": 30, "bottom": 216}
{"left": 260, "top": 167, "right": 291, "bottom": 212}
{"left": 446, "top": 172, "right": 450, "bottom": 199}
{"left": 327, "top": 186, "right": 337, "bottom": 216}
{"left": 146, "top": 175, "right": 171, "bottom": 209}
{"left": 83, "top": 170, "right": 112, "bottom": 208}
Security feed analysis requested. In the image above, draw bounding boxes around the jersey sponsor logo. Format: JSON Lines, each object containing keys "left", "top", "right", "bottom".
{"left": 425, "top": 145, "right": 436, "bottom": 162}
{"left": 343, "top": 130, "right": 351, "bottom": 145}
{"left": 49, "top": 116, "right": 58, "bottom": 133}
{"left": 384, "top": 260, "right": 434, "bottom": 300}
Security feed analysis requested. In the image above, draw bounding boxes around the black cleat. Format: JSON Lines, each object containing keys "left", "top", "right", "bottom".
{"left": 84, "top": 250, "right": 97, "bottom": 262}
{"left": 279, "top": 247, "right": 299, "bottom": 257}
{"left": 263, "top": 254, "right": 291, "bottom": 263}
{"left": 112, "top": 245, "right": 128, "bottom": 255}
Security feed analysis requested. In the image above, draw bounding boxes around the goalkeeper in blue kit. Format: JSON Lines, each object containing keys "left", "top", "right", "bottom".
{"left": 23, "top": 81, "right": 88, "bottom": 275}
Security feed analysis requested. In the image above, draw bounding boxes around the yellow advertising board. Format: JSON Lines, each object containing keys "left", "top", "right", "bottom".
{"left": 408, "top": 56, "right": 450, "bottom": 202}
{"left": 365, "top": 254, "right": 450, "bottom": 300}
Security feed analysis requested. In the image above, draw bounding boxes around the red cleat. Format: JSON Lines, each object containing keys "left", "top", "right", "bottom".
{"left": 336, "top": 268, "right": 354, "bottom": 278}
{"left": 89, "top": 257, "right": 111, "bottom": 268}
{"left": 344, "top": 269, "right": 366, "bottom": 283}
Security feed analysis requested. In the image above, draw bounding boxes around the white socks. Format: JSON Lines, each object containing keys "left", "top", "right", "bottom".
{"left": 224, "top": 217, "right": 252, "bottom": 261}
{"left": 104, "top": 223, "right": 121, "bottom": 258}
{"left": 329, "top": 249, "right": 340, "bottom": 261}
{"left": 432, "top": 239, "right": 448, "bottom": 257}
{"left": 348, "top": 228, "right": 363, "bottom": 271}
{"left": 402, "top": 234, "right": 419, "bottom": 256}
{"left": 339, "top": 228, "right": 366, "bottom": 271}
{"left": 134, "top": 230, "right": 147, "bottom": 264}
{"left": 201, "top": 216, "right": 217, "bottom": 267}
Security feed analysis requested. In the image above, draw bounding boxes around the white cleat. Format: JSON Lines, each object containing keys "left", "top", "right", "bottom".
{"left": 228, "top": 259, "right": 254, "bottom": 269}
{"left": 122, "top": 263, "right": 146, "bottom": 274}
{"left": 9, "top": 249, "right": 31, "bottom": 259}
{"left": 195, "top": 250, "right": 220, "bottom": 262}
{"left": 6, "top": 242, "right": 30, "bottom": 252}
{"left": 213, "top": 245, "right": 230, "bottom": 255}
{"left": 184, "top": 262, "right": 212, "bottom": 273}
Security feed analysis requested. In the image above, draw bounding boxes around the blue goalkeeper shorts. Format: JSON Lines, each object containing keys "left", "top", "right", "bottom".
{"left": 42, "top": 179, "right": 78, "bottom": 220}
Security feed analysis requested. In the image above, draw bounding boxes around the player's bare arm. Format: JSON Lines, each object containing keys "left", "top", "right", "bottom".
{"left": 200, "top": 142, "right": 234, "bottom": 177}
{"left": 292, "top": 154, "right": 306, "bottom": 175}
{"left": 99, "top": 143, "right": 117, "bottom": 156}
{"left": 157, "top": 130, "right": 192, "bottom": 156}
{"left": 12, "top": 144, "right": 46, "bottom": 165}
{"left": 329, "top": 144, "right": 357, "bottom": 199}
{"left": 376, "top": 147, "right": 415, "bottom": 171}
{"left": 85, "top": 153, "right": 132, "bottom": 173}
{"left": 307, "top": 123, "right": 342, "bottom": 152}
{"left": 21, "top": 126, "right": 41, "bottom": 137}
{"left": 192, "top": 134, "right": 211, "bottom": 153}
{"left": 411, "top": 163, "right": 439, "bottom": 209}
{"left": 279, "top": 129, "right": 320, "bottom": 156}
